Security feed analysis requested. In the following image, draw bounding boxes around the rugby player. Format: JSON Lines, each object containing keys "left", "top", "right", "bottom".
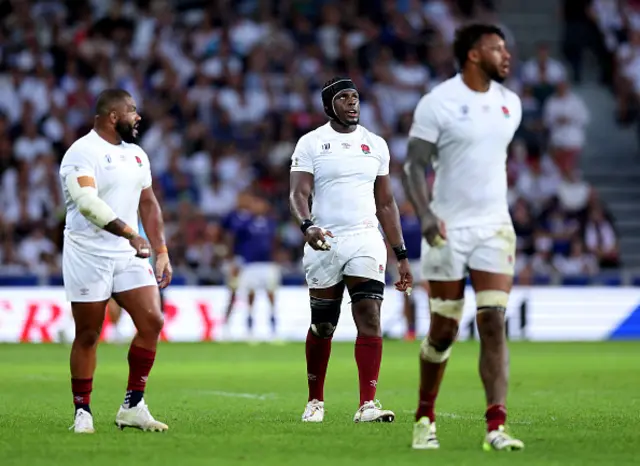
{"left": 60, "top": 89, "right": 171, "bottom": 434}
{"left": 289, "top": 77, "right": 413, "bottom": 423}
{"left": 402, "top": 24, "right": 525, "bottom": 450}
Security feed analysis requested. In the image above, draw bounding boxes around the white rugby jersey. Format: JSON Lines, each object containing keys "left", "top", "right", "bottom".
{"left": 409, "top": 74, "right": 522, "bottom": 229}
{"left": 59, "top": 130, "right": 152, "bottom": 257}
{"left": 290, "top": 122, "right": 390, "bottom": 236}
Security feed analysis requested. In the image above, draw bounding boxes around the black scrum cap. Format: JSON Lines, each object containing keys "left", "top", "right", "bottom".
{"left": 321, "top": 77, "right": 357, "bottom": 124}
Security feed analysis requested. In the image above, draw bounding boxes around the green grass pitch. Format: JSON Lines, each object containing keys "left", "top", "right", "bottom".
{"left": 1, "top": 340, "right": 639, "bottom": 465}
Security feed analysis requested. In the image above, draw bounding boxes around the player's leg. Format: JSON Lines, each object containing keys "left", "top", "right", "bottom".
{"left": 111, "top": 257, "right": 167, "bottom": 432}
{"left": 223, "top": 263, "right": 239, "bottom": 325}
{"left": 70, "top": 300, "right": 109, "bottom": 433}
{"left": 417, "top": 280, "right": 466, "bottom": 421}
{"left": 266, "top": 290, "right": 277, "bottom": 337}
{"left": 246, "top": 288, "right": 256, "bottom": 338}
{"left": 302, "top": 282, "right": 344, "bottom": 422}
{"left": 468, "top": 226, "right": 523, "bottom": 450}
{"left": 404, "top": 293, "right": 416, "bottom": 341}
{"left": 342, "top": 274, "right": 394, "bottom": 422}
{"left": 413, "top": 231, "right": 468, "bottom": 449}
{"left": 107, "top": 298, "right": 126, "bottom": 343}
{"left": 403, "top": 261, "right": 421, "bottom": 341}
{"left": 63, "top": 242, "right": 114, "bottom": 433}
{"left": 237, "top": 264, "right": 257, "bottom": 339}
{"left": 266, "top": 263, "right": 281, "bottom": 339}
{"left": 301, "top": 242, "right": 343, "bottom": 423}
{"left": 341, "top": 233, "right": 395, "bottom": 423}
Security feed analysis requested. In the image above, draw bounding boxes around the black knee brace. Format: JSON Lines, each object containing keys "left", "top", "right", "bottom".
{"left": 310, "top": 296, "right": 342, "bottom": 338}
{"left": 348, "top": 279, "right": 385, "bottom": 304}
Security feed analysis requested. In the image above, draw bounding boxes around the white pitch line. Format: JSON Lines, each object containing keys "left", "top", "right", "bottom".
{"left": 195, "top": 390, "right": 276, "bottom": 401}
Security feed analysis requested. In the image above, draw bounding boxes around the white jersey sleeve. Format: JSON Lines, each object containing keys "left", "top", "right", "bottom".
{"left": 408, "top": 94, "right": 442, "bottom": 144}
{"left": 290, "top": 134, "right": 314, "bottom": 174}
{"left": 511, "top": 93, "right": 523, "bottom": 129}
{"left": 377, "top": 137, "right": 390, "bottom": 176}
{"left": 138, "top": 148, "right": 152, "bottom": 189}
{"left": 59, "top": 144, "right": 97, "bottom": 183}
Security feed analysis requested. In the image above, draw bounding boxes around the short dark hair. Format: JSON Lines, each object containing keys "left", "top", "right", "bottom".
{"left": 95, "top": 89, "right": 131, "bottom": 116}
{"left": 453, "top": 23, "right": 506, "bottom": 68}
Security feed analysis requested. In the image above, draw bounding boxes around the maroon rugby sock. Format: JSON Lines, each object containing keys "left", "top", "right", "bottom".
{"left": 355, "top": 336, "right": 382, "bottom": 406}
{"left": 123, "top": 345, "right": 156, "bottom": 408}
{"left": 306, "top": 329, "right": 332, "bottom": 401}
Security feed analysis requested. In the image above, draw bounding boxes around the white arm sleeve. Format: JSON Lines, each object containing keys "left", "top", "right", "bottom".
{"left": 408, "top": 94, "right": 441, "bottom": 144}
{"left": 59, "top": 150, "right": 118, "bottom": 228}
{"left": 290, "top": 134, "right": 314, "bottom": 174}
{"left": 64, "top": 174, "right": 118, "bottom": 227}
{"left": 377, "top": 138, "right": 391, "bottom": 176}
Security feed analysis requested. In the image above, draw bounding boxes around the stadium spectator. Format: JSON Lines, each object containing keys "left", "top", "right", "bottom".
{"left": 0, "top": 0, "right": 620, "bottom": 287}
{"left": 542, "top": 80, "right": 590, "bottom": 172}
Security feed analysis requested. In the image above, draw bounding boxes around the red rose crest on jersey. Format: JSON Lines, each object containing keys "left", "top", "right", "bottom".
{"left": 135, "top": 155, "right": 142, "bottom": 167}
{"left": 361, "top": 144, "right": 371, "bottom": 154}
{"left": 501, "top": 106, "right": 510, "bottom": 118}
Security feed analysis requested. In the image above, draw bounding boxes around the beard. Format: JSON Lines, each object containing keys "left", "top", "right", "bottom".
{"left": 115, "top": 120, "right": 137, "bottom": 143}
{"left": 483, "top": 63, "right": 506, "bottom": 83}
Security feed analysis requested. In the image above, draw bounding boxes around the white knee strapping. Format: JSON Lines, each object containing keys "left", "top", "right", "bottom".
{"left": 420, "top": 337, "right": 452, "bottom": 363}
{"left": 429, "top": 298, "right": 465, "bottom": 322}
{"left": 475, "top": 290, "right": 509, "bottom": 312}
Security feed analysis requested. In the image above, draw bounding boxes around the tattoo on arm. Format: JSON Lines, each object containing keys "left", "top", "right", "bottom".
{"left": 402, "top": 137, "right": 438, "bottom": 219}
{"left": 104, "top": 219, "right": 137, "bottom": 240}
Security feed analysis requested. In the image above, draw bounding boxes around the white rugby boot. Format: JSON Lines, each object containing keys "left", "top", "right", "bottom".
{"left": 301, "top": 399, "right": 325, "bottom": 422}
{"left": 412, "top": 416, "right": 440, "bottom": 449}
{"left": 353, "top": 400, "right": 395, "bottom": 423}
{"left": 115, "top": 399, "right": 168, "bottom": 432}
{"left": 71, "top": 408, "right": 95, "bottom": 434}
{"left": 483, "top": 425, "right": 524, "bottom": 451}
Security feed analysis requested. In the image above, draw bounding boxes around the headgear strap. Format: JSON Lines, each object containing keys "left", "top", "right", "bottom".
{"left": 321, "top": 78, "right": 358, "bottom": 126}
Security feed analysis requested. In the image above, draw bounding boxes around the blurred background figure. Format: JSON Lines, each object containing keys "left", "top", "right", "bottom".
{"left": 0, "top": 0, "right": 639, "bottom": 339}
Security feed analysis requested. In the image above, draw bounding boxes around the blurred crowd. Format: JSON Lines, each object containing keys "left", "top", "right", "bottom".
{"left": 0, "top": 0, "right": 621, "bottom": 285}
{"left": 584, "top": 0, "right": 640, "bottom": 137}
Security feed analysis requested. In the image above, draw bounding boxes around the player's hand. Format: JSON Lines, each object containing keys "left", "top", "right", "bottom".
{"left": 394, "top": 259, "right": 414, "bottom": 295}
{"left": 155, "top": 252, "right": 173, "bottom": 289}
{"left": 305, "top": 226, "right": 334, "bottom": 251}
{"left": 421, "top": 211, "right": 447, "bottom": 248}
{"left": 129, "top": 235, "right": 151, "bottom": 258}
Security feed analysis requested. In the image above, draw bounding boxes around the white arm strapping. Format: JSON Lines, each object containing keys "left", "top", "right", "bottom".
{"left": 65, "top": 174, "right": 118, "bottom": 228}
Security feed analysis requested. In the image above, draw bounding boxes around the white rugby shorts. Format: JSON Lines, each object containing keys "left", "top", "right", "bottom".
{"left": 238, "top": 262, "right": 281, "bottom": 292}
{"left": 302, "top": 230, "right": 387, "bottom": 289}
{"left": 420, "top": 224, "right": 516, "bottom": 281}
{"left": 62, "top": 240, "right": 158, "bottom": 302}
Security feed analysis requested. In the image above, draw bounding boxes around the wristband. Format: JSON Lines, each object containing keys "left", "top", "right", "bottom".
{"left": 156, "top": 245, "right": 168, "bottom": 254}
{"left": 300, "top": 219, "right": 314, "bottom": 234}
{"left": 393, "top": 244, "right": 408, "bottom": 261}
